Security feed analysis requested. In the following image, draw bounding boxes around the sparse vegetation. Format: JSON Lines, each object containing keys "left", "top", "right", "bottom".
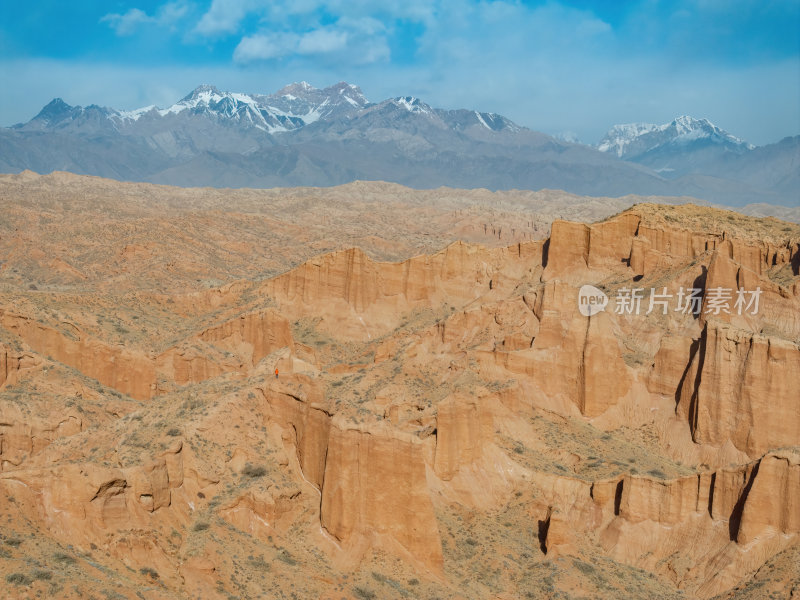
{"left": 6, "top": 573, "right": 31, "bottom": 585}
{"left": 53, "top": 552, "right": 77, "bottom": 564}
{"left": 241, "top": 463, "right": 267, "bottom": 478}
{"left": 31, "top": 569, "right": 53, "bottom": 581}
{"left": 275, "top": 549, "right": 297, "bottom": 566}
{"left": 353, "top": 586, "right": 377, "bottom": 600}
{"left": 139, "top": 567, "right": 159, "bottom": 580}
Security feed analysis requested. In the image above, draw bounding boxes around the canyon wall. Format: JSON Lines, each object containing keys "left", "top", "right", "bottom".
{"left": 0, "top": 311, "right": 157, "bottom": 400}
{"left": 677, "top": 321, "right": 800, "bottom": 457}
{"left": 262, "top": 384, "right": 444, "bottom": 571}
{"left": 596, "top": 450, "right": 800, "bottom": 598}
{"left": 320, "top": 422, "right": 443, "bottom": 570}
{"left": 544, "top": 213, "right": 797, "bottom": 283}
{"left": 0, "top": 343, "right": 40, "bottom": 388}
{"left": 0, "top": 307, "right": 297, "bottom": 400}
{"left": 263, "top": 241, "right": 542, "bottom": 339}
{"left": 199, "top": 308, "right": 294, "bottom": 366}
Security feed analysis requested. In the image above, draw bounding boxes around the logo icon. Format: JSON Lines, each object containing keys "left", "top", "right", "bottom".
{"left": 578, "top": 284, "right": 608, "bottom": 317}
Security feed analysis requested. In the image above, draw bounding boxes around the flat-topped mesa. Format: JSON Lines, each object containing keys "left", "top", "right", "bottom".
{"left": 538, "top": 209, "right": 798, "bottom": 433}
{"left": 433, "top": 395, "right": 493, "bottom": 481}
{"left": 626, "top": 208, "right": 799, "bottom": 279}
{"left": 543, "top": 212, "right": 640, "bottom": 281}
{"left": 262, "top": 241, "right": 542, "bottom": 340}
{"left": 737, "top": 450, "right": 800, "bottom": 545}
{"left": 487, "top": 279, "right": 632, "bottom": 417}
{"left": 157, "top": 309, "right": 297, "bottom": 388}
{"left": 647, "top": 333, "right": 696, "bottom": 397}
{"left": 197, "top": 309, "right": 294, "bottom": 366}
{"left": 260, "top": 384, "right": 330, "bottom": 489}
{"left": 615, "top": 468, "right": 742, "bottom": 527}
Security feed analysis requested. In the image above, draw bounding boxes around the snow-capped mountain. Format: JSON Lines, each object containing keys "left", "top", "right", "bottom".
{"left": 596, "top": 116, "right": 758, "bottom": 179}
{"left": 597, "top": 116, "right": 753, "bottom": 159}
{"left": 597, "top": 122, "right": 664, "bottom": 157}
{"left": 350, "top": 95, "right": 522, "bottom": 134}
{"left": 67, "top": 81, "right": 369, "bottom": 134}
{"left": 22, "top": 84, "right": 522, "bottom": 139}
{"left": 390, "top": 96, "right": 434, "bottom": 115}
{"left": 0, "top": 85, "right": 796, "bottom": 206}
{"left": 22, "top": 81, "right": 368, "bottom": 137}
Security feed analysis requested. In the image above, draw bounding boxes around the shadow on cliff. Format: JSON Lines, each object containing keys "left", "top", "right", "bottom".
{"left": 728, "top": 461, "right": 760, "bottom": 541}
{"left": 692, "top": 266, "right": 708, "bottom": 320}
{"left": 538, "top": 507, "right": 552, "bottom": 554}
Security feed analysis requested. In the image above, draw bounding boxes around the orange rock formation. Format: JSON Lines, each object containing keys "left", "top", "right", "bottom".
{"left": 0, "top": 174, "right": 798, "bottom": 599}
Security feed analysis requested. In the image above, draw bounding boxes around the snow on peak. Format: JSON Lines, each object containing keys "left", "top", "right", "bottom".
{"left": 60, "top": 82, "right": 524, "bottom": 139}
{"left": 474, "top": 111, "right": 491, "bottom": 130}
{"left": 554, "top": 131, "right": 581, "bottom": 143}
{"left": 673, "top": 115, "right": 703, "bottom": 132}
{"left": 472, "top": 111, "right": 518, "bottom": 132}
{"left": 110, "top": 81, "right": 372, "bottom": 132}
{"left": 597, "top": 122, "right": 662, "bottom": 156}
{"left": 668, "top": 115, "right": 751, "bottom": 147}
{"left": 187, "top": 84, "right": 222, "bottom": 96}
{"left": 393, "top": 96, "right": 432, "bottom": 114}
{"left": 117, "top": 105, "right": 158, "bottom": 121}
{"left": 154, "top": 85, "right": 235, "bottom": 117}
{"left": 598, "top": 115, "right": 752, "bottom": 157}
{"left": 276, "top": 81, "right": 317, "bottom": 96}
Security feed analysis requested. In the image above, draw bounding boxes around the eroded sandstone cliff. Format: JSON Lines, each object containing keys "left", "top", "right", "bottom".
{"left": 0, "top": 181, "right": 797, "bottom": 599}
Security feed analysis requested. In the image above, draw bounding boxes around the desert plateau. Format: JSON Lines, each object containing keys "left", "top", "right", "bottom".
{"left": 0, "top": 171, "right": 797, "bottom": 599}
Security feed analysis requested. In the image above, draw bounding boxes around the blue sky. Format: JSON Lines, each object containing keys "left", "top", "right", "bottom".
{"left": 1, "top": 0, "right": 798, "bottom": 144}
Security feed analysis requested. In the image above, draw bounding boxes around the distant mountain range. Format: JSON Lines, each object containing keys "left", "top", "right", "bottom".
{"left": 1, "top": 82, "right": 797, "bottom": 206}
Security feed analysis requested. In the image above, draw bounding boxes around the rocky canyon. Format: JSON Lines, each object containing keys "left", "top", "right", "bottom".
{"left": 0, "top": 171, "right": 797, "bottom": 599}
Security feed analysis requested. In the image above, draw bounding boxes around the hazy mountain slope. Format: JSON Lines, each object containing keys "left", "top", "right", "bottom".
{"left": 597, "top": 116, "right": 752, "bottom": 160}
{"left": 595, "top": 117, "right": 798, "bottom": 204}
{"left": 0, "top": 83, "right": 796, "bottom": 205}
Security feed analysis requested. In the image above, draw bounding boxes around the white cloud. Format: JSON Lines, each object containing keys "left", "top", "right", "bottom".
{"left": 234, "top": 24, "right": 383, "bottom": 64}
{"left": 297, "top": 29, "right": 348, "bottom": 54}
{"left": 233, "top": 34, "right": 285, "bottom": 61}
{"left": 102, "top": 1, "right": 191, "bottom": 36}
{"left": 101, "top": 9, "right": 154, "bottom": 36}
{"left": 158, "top": 1, "right": 192, "bottom": 24}
{"left": 338, "top": 16, "right": 386, "bottom": 36}
{"left": 194, "top": 0, "right": 436, "bottom": 39}
{"left": 195, "top": 0, "right": 262, "bottom": 36}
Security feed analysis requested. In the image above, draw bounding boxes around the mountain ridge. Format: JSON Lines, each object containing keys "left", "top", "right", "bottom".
{"left": 1, "top": 81, "right": 797, "bottom": 207}
{"left": 597, "top": 115, "right": 753, "bottom": 158}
